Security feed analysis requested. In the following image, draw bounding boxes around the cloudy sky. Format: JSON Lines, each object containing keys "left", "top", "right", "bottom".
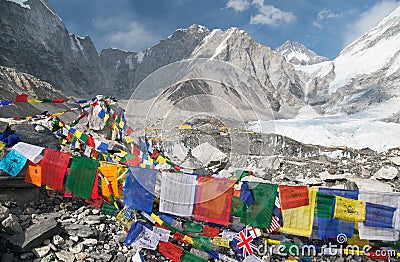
{"left": 48, "top": 0, "right": 399, "bottom": 59}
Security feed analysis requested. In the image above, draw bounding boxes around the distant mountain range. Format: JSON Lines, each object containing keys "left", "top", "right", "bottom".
{"left": 1, "top": 0, "right": 400, "bottom": 118}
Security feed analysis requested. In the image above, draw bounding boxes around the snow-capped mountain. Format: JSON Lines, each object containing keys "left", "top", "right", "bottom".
{"left": 1, "top": 0, "right": 400, "bottom": 120}
{"left": 275, "top": 40, "right": 329, "bottom": 65}
{"left": 295, "top": 6, "right": 400, "bottom": 114}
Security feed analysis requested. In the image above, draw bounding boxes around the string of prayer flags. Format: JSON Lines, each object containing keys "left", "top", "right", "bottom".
{"left": 98, "top": 165, "right": 119, "bottom": 199}
{"left": 358, "top": 191, "right": 400, "bottom": 241}
{"left": 364, "top": 202, "right": 396, "bottom": 228}
{"left": 193, "top": 177, "right": 235, "bottom": 226}
{"left": 124, "top": 166, "right": 158, "bottom": 213}
{"left": 65, "top": 156, "right": 99, "bottom": 199}
{"left": 159, "top": 172, "right": 197, "bottom": 217}
{"left": 24, "top": 161, "right": 42, "bottom": 187}
{"left": 41, "top": 149, "right": 70, "bottom": 191}
{"left": 240, "top": 183, "right": 278, "bottom": 229}
{"left": 334, "top": 196, "right": 366, "bottom": 222}
{"left": 158, "top": 241, "right": 183, "bottom": 262}
{"left": 279, "top": 185, "right": 309, "bottom": 210}
{"left": 0, "top": 150, "right": 27, "bottom": 177}
{"left": 278, "top": 188, "right": 317, "bottom": 237}
{"left": 317, "top": 188, "right": 358, "bottom": 239}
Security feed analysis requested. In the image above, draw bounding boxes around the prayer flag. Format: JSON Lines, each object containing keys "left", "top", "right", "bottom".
{"left": 158, "top": 241, "right": 183, "bottom": 262}
{"left": 41, "top": 149, "right": 70, "bottom": 190}
{"left": 159, "top": 172, "right": 197, "bottom": 217}
{"left": 12, "top": 142, "right": 44, "bottom": 164}
{"left": 124, "top": 166, "right": 158, "bottom": 213}
{"left": 279, "top": 185, "right": 309, "bottom": 210}
{"left": 358, "top": 191, "right": 400, "bottom": 241}
{"left": 334, "top": 196, "right": 366, "bottom": 222}
{"left": 65, "top": 156, "right": 98, "bottom": 199}
{"left": 98, "top": 165, "right": 119, "bottom": 199}
{"left": 278, "top": 188, "right": 317, "bottom": 237}
{"left": 364, "top": 202, "right": 396, "bottom": 228}
{"left": 0, "top": 150, "right": 27, "bottom": 177}
{"left": 240, "top": 183, "right": 278, "bottom": 229}
{"left": 24, "top": 161, "right": 41, "bottom": 187}
{"left": 193, "top": 177, "right": 235, "bottom": 226}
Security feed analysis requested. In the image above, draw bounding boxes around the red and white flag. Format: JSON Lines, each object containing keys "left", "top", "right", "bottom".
{"left": 265, "top": 215, "right": 280, "bottom": 234}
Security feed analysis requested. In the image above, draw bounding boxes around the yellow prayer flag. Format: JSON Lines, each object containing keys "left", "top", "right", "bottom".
{"left": 183, "top": 235, "right": 194, "bottom": 245}
{"left": 27, "top": 99, "right": 42, "bottom": 103}
{"left": 116, "top": 209, "right": 135, "bottom": 229}
{"left": 278, "top": 188, "right": 317, "bottom": 237}
{"left": 103, "top": 114, "right": 110, "bottom": 123}
{"left": 98, "top": 166, "right": 119, "bottom": 198}
{"left": 119, "top": 150, "right": 128, "bottom": 157}
{"left": 156, "top": 155, "right": 167, "bottom": 164}
{"left": 334, "top": 196, "right": 366, "bottom": 222}
{"left": 151, "top": 213, "right": 164, "bottom": 226}
{"left": 118, "top": 121, "right": 125, "bottom": 129}
{"left": 212, "top": 237, "right": 230, "bottom": 248}
{"left": 0, "top": 142, "right": 5, "bottom": 151}
{"left": 125, "top": 137, "right": 133, "bottom": 144}
{"left": 74, "top": 130, "right": 83, "bottom": 139}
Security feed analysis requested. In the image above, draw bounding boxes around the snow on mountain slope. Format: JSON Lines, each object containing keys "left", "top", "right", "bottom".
{"left": 250, "top": 97, "right": 400, "bottom": 152}
{"left": 275, "top": 40, "right": 329, "bottom": 65}
{"left": 325, "top": 6, "right": 400, "bottom": 94}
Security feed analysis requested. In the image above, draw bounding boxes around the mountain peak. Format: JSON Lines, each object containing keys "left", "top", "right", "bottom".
{"left": 275, "top": 40, "right": 329, "bottom": 65}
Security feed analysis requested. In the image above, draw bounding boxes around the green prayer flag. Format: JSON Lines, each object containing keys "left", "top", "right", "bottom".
{"left": 235, "top": 170, "right": 250, "bottom": 181}
{"left": 101, "top": 201, "right": 118, "bottom": 216}
{"left": 65, "top": 156, "right": 99, "bottom": 199}
{"left": 192, "top": 236, "right": 211, "bottom": 251}
{"left": 240, "top": 183, "right": 278, "bottom": 229}
{"left": 231, "top": 196, "right": 243, "bottom": 217}
{"left": 316, "top": 192, "right": 334, "bottom": 218}
{"left": 80, "top": 133, "right": 89, "bottom": 143}
{"left": 185, "top": 221, "right": 203, "bottom": 233}
{"left": 181, "top": 250, "right": 208, "bottom": 262}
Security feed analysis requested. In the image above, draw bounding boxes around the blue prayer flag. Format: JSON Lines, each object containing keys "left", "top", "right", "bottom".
{"left": 0, "top": 150, "right": 27, "bottom": 177}
{"left": 124, "top": 166, "right": 158, "bottom": 213}
{"left": 364, "top": 202, "right": 396, "bottom": 228}
{"left": 240, "top": 182, "right": 255, "bottom": 207}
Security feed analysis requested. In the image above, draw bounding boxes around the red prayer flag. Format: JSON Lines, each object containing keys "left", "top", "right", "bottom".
{"left": 202, "top": 225, "right": 220, "bottom": 237}
{"left": 87, "top": 136, "right": 95, "bottom": 148}
{"left": 193, "top": 177, "right": 235, "bottom": 226}
{"left": 158, "top": 241, "right": 183, "bottom": 262}
{"left": 14, "top": 94, "right": 28, "bottom": 102}
{"left": 41, "top": 149, "right": 70, "bottom": 191}
{"left": 90, "top": 171, "right": 99, "bottom": 199}
{"left": 52, "top": 98, "right": 65, "bottom": 103}
{"left": 279, "top": 185, "right": 309, "bottom": 210}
